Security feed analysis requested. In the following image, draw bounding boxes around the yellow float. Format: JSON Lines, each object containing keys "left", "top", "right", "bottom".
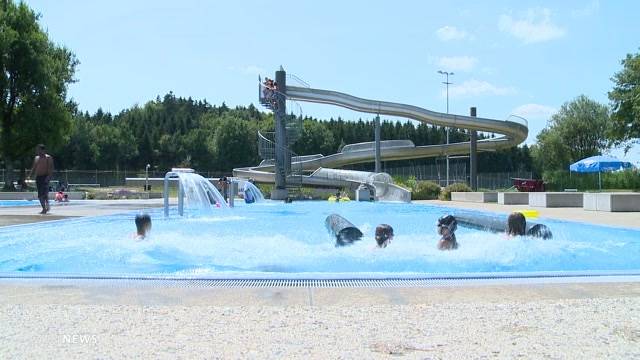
{"left": 518, "top": 209, "right": 539, "bottom": 219}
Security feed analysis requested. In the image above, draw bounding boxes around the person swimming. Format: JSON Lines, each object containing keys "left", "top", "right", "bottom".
{"left": 135, "top": 213, "right": 152, "bottom": 240}
{"left": 507, "top": 212, "right": 526, "bottom": 236}
{"left": 375, "top": 224, "right": 394, "bottom": 248}
{"left": 437, "top": 215, "right": 458, "bottom": 250}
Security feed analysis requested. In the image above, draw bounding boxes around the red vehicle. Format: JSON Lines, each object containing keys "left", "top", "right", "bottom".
{"left": 512, "top": 178, "right": 545, "bottom": 192}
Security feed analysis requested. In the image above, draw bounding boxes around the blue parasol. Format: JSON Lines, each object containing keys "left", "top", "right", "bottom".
{"left": 569, "top": 155, "right": 634, "bottom": 189}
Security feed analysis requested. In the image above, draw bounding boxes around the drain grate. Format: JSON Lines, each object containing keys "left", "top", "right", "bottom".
{"left": 2, "top": 273, "right": 640, "bottom": 288}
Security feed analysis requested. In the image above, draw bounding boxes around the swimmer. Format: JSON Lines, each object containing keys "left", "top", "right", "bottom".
{"left": 375, "top": 224, "right": 394, "bottom": 248}
{"left": 134, "top": 213, "right": 152, "bottom": 240}
{"left": 437, "top": 215, "right": 458, "bottom": 250}
{"left": 507, "top": 212, "right": 526, "bottom": 237}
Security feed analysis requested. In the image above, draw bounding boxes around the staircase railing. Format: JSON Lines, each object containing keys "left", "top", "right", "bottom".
{"left": 256, "top": 131, "right": 303, "bottom": 197}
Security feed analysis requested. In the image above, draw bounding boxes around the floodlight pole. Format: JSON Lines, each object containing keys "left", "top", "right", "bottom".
{"left": 438, "top": 70, "right": 454, "bottom": 186}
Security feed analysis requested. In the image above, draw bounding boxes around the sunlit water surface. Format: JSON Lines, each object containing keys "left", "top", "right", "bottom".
{"left": 1, "top": 201, "right": 638, "bottom": 278}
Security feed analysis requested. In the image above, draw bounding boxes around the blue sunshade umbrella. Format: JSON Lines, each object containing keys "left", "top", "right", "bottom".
{"left": 569, "top": 155, "right": 634, "bottom": 189}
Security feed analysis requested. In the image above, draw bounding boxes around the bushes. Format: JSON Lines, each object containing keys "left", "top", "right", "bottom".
{"left": 542, "top": 169, "right": 640, "bottom": 191}
{"left": 256, "top": 183, "right": 273, "bottom": 198}
{"left": 393, "top": 176, "right": 441, "bottom": 200}
{"left": 411, "top": 180, "right": 441, "bottom": 200}
{"left": 439, "top": 182, "right": 472, "bottom": 200}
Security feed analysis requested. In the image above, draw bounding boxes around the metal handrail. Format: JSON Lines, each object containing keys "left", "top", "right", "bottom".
{"left": 286, "top": 73, "right": 310, "bottom": 88}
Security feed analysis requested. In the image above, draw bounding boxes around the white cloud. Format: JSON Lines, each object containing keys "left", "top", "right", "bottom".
{"left": 571, "top": 0, "right": 600, "bottom": 18}
{"left": 436, "top": 26, "right": 468, "bottom": 41}
{"left": 436, "top": 56, "right": 478, "bottom": 72}
{"left": 447, "top": 79, "right": 516, "bottom": 98}
{"left": 511, "top": 103, "right": 556, "bottom": 119}
{"left": 498, "top": 8, "right": 566, "bottom": 44}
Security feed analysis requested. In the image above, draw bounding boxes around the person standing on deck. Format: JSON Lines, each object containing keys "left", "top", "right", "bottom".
{"left": 28, "top": 144, "right": 54, "bottom": 214}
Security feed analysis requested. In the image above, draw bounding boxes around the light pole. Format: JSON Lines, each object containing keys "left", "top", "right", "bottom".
{"left": 145, "top": 164, "right": 151, "bottom": 191}
{"left": 437, "top": 70, "right": 454, "bottom": 186}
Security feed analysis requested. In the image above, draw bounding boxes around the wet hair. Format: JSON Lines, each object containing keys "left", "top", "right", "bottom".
{"left": 437, "top": 215, "right": 458, "bottom": 249}
{"left": 135, "top": 214, "right": 152, "bottom": 235}
{"left": 437, "top": 215, "right": 457, "bottom": 233}
{"left": 375, "top": 224, "right": 394, "bottom": 247}
{"left": 507, "top": 212, "right": 526, "bottom": 236}
{"left": 527, "top": 223, "right": 552, "bottom": 239}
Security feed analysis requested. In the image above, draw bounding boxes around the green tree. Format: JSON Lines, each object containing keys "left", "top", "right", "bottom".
{"left": 292, "top": 120, "right": 335, "bottom": 156}
{"left": 0, "top": 1, "right": 77, "bottom": 188}
{"left": 210, "top": 115, "right": 258, "bottom": 172}
{"left": 608, "top": 50, "right": 640, "bottom": 148}
{"left": 531, "top": 95, "right": 610, "bottom": 173}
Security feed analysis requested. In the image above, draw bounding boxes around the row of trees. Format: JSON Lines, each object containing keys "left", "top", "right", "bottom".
{"left": 53, "top": 93, "right": 533, "bottom": 174}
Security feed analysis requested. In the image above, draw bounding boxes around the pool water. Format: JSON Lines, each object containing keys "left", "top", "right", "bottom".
{"left": 0, "top": 200, "right": 38, "bottom": 207}
{"left": 0, "top": 201, "right": 639, "bottom": 278}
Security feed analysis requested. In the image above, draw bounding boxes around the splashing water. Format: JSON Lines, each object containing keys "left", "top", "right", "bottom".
{"left": 175, "top": 172, "right": 228, "bottom": 215}
{"left": 242, "top": 181, "right": 265, "bottom": 203}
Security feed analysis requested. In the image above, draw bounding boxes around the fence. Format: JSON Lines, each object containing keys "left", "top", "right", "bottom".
{"left": 1, "top": 166, "right": 533, "bottom": 191}
{"left": 0, "top": 169, "right": 229, "bottom": 189}
{"left": 381, "top": 163, "right": 532, "bottom": 190}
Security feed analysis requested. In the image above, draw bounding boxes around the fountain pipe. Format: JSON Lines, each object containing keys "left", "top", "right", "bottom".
{"left": 163, "top": 168, "right": 195, "bottom": 217}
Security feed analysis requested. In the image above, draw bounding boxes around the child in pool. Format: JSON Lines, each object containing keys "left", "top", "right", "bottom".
{"left": 134, "top": 213, "right": 152, "bottom": 241}
{"left": 375, "top": 224, "right": 394, "bottom": 248}
{"left": 437, "top": 215, "right": 458, "bottom": 250}
{"left": 507, "top": 212, "right": 526, "bottom": 237}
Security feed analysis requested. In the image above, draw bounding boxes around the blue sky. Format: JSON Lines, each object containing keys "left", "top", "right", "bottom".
{"left": 27, "top": 0, "right": 640, "bottom": 164}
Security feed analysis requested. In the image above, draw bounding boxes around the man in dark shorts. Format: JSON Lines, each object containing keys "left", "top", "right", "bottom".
{"left": 29, "top": 144, "right": 54, "bottom": 214}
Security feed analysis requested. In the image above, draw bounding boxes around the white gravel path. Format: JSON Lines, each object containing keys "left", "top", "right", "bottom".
{"left": 2, "top": 298, "right": 639, "bottom": 359}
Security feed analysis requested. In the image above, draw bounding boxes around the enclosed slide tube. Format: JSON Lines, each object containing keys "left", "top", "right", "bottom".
{"left": 454, "top": 213, "right": 553, "bottom": 239}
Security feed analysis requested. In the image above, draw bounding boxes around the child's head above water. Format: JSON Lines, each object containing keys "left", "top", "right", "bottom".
{"left": 507, "top": 212, "right": 526, "bottom": 236}
{"left": 135, "top": 213, "right": 152, "bottom": 238}
{"left": 437, "top": 215, "right": 458, "bottom": 250}
{"left": 375, "top": 224, "right": 394, "bottom": 248}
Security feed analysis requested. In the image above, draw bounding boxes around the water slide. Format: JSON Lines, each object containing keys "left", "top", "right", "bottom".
{"left": 233, "top": 85, "right": 528, "bottom": 201}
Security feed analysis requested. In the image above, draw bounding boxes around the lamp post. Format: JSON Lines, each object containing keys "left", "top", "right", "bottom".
{"left": 437, "top": 70, "right": 453, "bottom": 186}
{"left": 145, "top": 164, "right": 151, "bottom": 191}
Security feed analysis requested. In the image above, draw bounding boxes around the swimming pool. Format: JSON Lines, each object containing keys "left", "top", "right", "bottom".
{"left": 0, "top": 201, "right": 639, "bottom": 279}
{"left": 0, "top": 200, "right": 38, "bottom": 207}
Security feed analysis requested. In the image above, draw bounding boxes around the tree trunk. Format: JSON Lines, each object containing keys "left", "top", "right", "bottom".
{"left": 3, "top": 160, "right": 13, "bottom": 191}
{"left": 19, "top": 158, "right": 28, "bottom": 192}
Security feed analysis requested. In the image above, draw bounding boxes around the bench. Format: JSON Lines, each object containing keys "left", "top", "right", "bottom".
{"left": 451, "top": 192, "right": 498, "bottom": 203}
{"left": 584, "top": 193, "right": 640, "bottom": 212}
{"left": 498, "top": 192, "right": 529, "bottom": 205}
{"left": 529, "top": 192, "right": 584, "bottom": 208}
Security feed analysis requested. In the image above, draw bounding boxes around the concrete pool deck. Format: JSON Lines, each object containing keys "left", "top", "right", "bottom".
{"left": 1, "top": 198, "right": 639, "bottom": 358}
{"left": 0, "top": 199, "right": 166, "bottom": 226}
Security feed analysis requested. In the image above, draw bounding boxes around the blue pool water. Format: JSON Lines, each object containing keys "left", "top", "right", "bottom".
{"left": 0, "top": 201, "right": 639, "bottom": 278}
{"left": 0, "top": 200, "right": 38, "bottom": 207}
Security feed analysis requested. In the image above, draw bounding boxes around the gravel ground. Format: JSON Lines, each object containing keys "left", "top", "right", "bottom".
{"left": 2, "top": 298, "right": 639, "bottom": 359}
